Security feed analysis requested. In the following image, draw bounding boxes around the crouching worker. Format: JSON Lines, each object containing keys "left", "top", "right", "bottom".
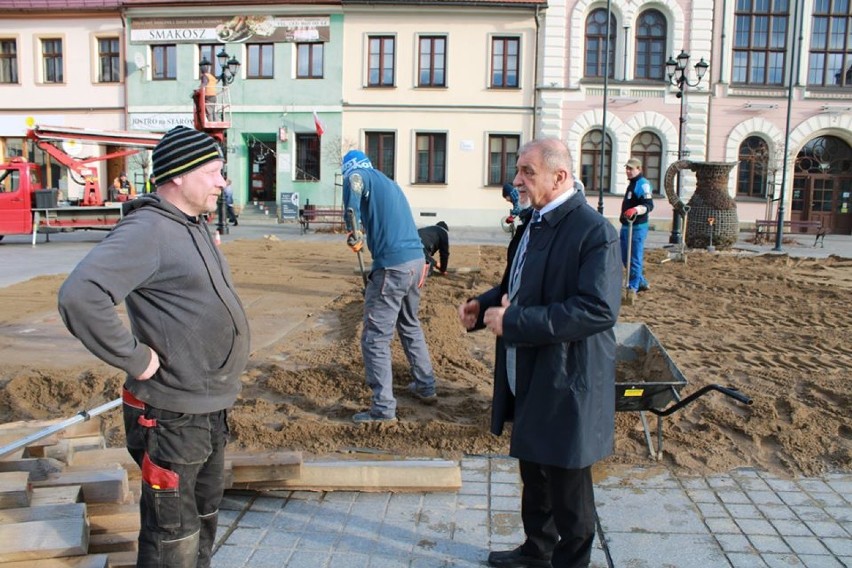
{"left": 58, "top": 125, "right": 251, "bottom": 568}
{"left": 418, "top": 221, "right": 450, "bottom": 276}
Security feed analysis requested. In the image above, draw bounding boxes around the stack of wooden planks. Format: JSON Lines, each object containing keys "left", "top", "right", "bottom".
{"left": 0, "top": 416, "right": 461, "bottom": 566}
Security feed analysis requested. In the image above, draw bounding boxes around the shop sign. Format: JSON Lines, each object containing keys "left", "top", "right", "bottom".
{"left": 129, "top": 113, "right": 195, "bottom": 131}
{"left": 131, "top": 16, "right": 331, "bottom": 44}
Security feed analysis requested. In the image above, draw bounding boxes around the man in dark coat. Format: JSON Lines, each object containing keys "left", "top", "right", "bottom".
{"left": 458, "top": 138, "right": 622, "bottom": 568}
{"left": 418, "top": 221, "right": 450, "bottom": 276}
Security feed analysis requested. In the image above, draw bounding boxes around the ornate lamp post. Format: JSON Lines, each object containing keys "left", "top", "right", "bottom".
{"left": 665, "top": 50, "right": 709, "bottom": 244}
{"left": 198, "top": 49, "right": 240, "bottom": 236}
{"left": 199, "top": 48, "right": 241, "bottom": 86}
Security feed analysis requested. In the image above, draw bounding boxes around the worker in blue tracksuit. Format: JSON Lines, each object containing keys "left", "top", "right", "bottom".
{"left": 342, "top": 150, "right": 438, "bottom": 423}
{"left": 620, "top": 158, "right": 655, "bottom": 293}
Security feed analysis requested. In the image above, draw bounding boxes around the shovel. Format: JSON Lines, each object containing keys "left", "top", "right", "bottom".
{"left": 346, "top": 208, "right": 368, "bottom": 292}
{"left": 623, "top": 217, "right": 636, "bottom": 306}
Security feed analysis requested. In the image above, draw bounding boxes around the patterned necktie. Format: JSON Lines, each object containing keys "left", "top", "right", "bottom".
{"left": 508, "top": 210, "right": 540, "bottom": 301}
{"left": 506, "top": 210, "right": 540, "bottom": 396}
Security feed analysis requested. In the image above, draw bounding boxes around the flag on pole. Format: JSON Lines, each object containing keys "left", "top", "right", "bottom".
{"left": 313, "top": 111, "right": 325, "bottom": 137}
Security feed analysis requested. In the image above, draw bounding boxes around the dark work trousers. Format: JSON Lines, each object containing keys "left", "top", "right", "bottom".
{"left": 123, "top": 389, "right": 228, "bottom": 568}
{"left": 519, "top": 460, "right": 596, "bottom": 568}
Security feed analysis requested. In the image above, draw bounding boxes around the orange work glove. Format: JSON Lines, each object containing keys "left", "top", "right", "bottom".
{"left": 346, "top": 231, "right": 364, "bottom": 253}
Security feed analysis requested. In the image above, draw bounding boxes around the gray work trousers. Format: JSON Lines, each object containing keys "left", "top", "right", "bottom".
{"left": 362, "top": 258, "right": 435, "bottom": 418}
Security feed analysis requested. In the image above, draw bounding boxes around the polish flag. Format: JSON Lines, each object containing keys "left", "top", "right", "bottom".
{"left": 313, "top": 111, "right": 325, "bottom": 137}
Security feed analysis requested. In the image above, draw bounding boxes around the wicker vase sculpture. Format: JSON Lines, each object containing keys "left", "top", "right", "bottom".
{"left": 664, "top": 160, "right": 739, "bottom": 249}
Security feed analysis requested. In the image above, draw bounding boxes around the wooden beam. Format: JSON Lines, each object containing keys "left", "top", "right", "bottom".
{"left": 0, "top": 517, "right": 89, "bottom": 562}
{"left": 227, "top": 450, "right": 302, "bottom": 483}
{"left": 31, "top": 467, "right": 130, "bottom": 504}
{"left": 0, "top": 471, "right": 31, "bottom": 509}
{"left": 46, "top": 435, "right": 107, "bottom": 465}
{"left": 232, "top": 459, "right": 461, "bottom": 492}
{"left": 88, "top": 530, "right": 139, "bottom": 554}
{"left": 0, "top": 503, "right": 86, "bottom": 525}
{"left": 69, "top": 448, "right": 140, "bottom": 480}
{"left": 87, "top": 502, "right": 140, "bottom": 534}
{"left": 0, "top": 431, "right": 59, "bottom": 456}
{"left": 30, "top": 485, "right": 82, "bottom": 506}
{"left": 0, "top": 417, "right": 102, "bottom": 439}
{"left": 106, "top": 550, "right": 139, "bottom": 568}
{"left": 0, "top": 457, "right": 65, "bottom": 481}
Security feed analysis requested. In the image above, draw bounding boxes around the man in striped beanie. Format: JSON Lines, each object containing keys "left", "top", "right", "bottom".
{"left": 59, "top": 125, "right": 249, "bottom": 567}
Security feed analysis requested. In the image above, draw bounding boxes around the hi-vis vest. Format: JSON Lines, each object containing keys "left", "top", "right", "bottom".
{"left": 203, "top": 73, "right": 217, "bottom": 97}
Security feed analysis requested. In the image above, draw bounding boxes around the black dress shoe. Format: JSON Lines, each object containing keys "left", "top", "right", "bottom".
{"left": 487, "top": 545, "right": 552, "bottom": 567}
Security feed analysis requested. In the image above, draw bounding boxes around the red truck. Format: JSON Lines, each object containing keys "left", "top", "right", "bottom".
{"left": 0, "top": 125, "right": 162, "bottom": 245}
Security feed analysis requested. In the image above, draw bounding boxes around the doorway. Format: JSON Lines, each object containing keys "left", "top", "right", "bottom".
{"left": 793, "top": 135, "right": 852, "bottom": 234}
{"left": 248, "top": 138, "right": 277, "bottom": 204}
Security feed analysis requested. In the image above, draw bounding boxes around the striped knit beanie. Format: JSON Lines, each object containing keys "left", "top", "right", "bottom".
{"left": 152, "top": 126, "right": 223, "bottom": 187}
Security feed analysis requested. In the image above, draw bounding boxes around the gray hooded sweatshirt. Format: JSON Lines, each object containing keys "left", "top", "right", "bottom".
{"left": 58, "top": 194, "right": 250, "bottom": 414}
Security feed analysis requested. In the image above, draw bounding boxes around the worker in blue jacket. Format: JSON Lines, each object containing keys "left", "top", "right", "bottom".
{"left": 342, "top": 150, "right": 438, "bottom": 423}
{"left": 620, "top": 158, "right": 655, "bottom": 292}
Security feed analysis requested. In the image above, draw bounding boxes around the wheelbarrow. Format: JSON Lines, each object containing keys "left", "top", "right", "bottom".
{"left": 614, "top": 322, "right": 752, "bottom": 460}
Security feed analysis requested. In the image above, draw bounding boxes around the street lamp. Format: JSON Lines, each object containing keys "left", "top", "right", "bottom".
{"left": 198, "top": 49, "right": 240, "bottom": 236}
{"left": 199, "top": 48, "right": 241, "bottom": 86}
{"left": 665, "top": 50, "right": 709, "bottom": 244}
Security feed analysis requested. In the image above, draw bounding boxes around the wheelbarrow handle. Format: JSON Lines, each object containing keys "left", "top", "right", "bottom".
{"left": 649, "top": 384, "right": 753, "bottom": 417}
{"left": 713, "top": 385, "right": 753, "bottom": 406}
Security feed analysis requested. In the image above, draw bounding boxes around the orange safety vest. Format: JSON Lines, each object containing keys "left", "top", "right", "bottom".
{"left": 203, "top": 73, "right": 217, "bottom": 97}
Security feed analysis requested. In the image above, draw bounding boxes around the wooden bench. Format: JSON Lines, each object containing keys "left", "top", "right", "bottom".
{"left": 298, "top": 207, "right": 345, "bottom": 234}
{"left": 754, "top": 219, "right": 827, "bottom": 247}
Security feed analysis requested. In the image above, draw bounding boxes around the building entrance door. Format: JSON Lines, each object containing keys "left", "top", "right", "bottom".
{"left": 793, "top": 135, "right": 852, "bottom": 234}
{"left": 248, "top": 139, "right": 277, "bottom": 204}
{"left": 791, "top": 175, "right": 834, "bottom": 230}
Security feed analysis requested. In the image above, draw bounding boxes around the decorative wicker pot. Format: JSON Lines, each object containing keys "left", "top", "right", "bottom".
{"left": 664, "top": 160, "right": 739, "bottom": 249}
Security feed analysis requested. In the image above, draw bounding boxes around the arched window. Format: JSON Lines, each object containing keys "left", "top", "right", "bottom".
{"left": 794, "top": 135, "right": 852, "bottom": 173}
{"left": 585, "top": 9, "right": 616, "bottom": 78}
{"left": 737, "top": 136, "right": 770, "bottom": 197}
{"left": 635, "top": 9, "right": 667, "bottom": 80}
{"left": 580, "top": 130, "right": 612, "bottom": 194}
{"left": 630, "top": 132, "right": 663, "bottom": 195}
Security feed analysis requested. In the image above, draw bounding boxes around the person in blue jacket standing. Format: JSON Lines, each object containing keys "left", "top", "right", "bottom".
{"left": 342, "top": 150, "right": 438, "bottom": 423}
{"left": 620, "top": 158, "right": 655, "bottom": 292}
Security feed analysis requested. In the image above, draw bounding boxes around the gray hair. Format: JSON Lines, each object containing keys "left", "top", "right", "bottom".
{"left": 518, "top": 138, "right": 574, "bottom": 177}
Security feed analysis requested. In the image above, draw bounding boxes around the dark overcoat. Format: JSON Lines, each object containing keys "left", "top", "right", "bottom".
{"left": 475, "top": 192, "right": 622, "bottom": 469}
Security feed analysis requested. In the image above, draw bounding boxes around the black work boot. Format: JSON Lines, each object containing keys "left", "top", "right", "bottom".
{"left": 487, "top": 545, "right": 552, "bottom": 567}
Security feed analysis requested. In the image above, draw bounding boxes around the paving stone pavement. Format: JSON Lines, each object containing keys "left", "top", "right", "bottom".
{"left": 210, "top": 457, "right": 852, "bottom": 568}
{"left": 1, "top": 216, "right": 848, "bottom": 566}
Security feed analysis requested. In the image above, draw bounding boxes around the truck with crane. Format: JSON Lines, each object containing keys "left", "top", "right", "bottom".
{"left": 0, "top": 125, "right": 162, "bottom": 245}
{"left": 0, "top": 85, "right": 231, "bottom": 245}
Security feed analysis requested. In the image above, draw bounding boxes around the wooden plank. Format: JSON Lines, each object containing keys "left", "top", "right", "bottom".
{"left": 232, "top": 459, "right": 461, "bottom": 492}
{"left": 87, "top": 502, "right": 140, "bottom": 534}
{"left": 31, "top": 467, "right": 130, "bottom": 504}
{"left": 0, "top": 417, "right": 102, "bottom": 439}
{"left": 70, "top": 448, "right": 140, "bottom": 480}
{"left": 0, "top": 517, "right": 88, "bottom": 562}
{"left": 0, "top": 448, "right": 25, "bottom": 461}
{"left": 106, "top": 550, "right": 138, "bottom": 568}
{"left": 0, "top": 431, "right": 59, "bottom": 455}
{"left": 227, "top": 450, "right": 302, "bottom": 484}
{"left": 0, "top": 471, "right": 31, "bottom": 509}
{"left": 47, "top": 436, "right": 107, "bottom": 465}
{"left": 0, "top": 502, "right": 86, "bottom": 525}
{"left": 0, "top": 457, "right": 65, "bottom": 481}
{"left": 88, "top": 531, "right": 138, "bottom": 554}
{"left": 30, "top": 485, "right": 83, "bottom": 506}
{"left": 0, "top": 554, "right": 110, "bottom": 568}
